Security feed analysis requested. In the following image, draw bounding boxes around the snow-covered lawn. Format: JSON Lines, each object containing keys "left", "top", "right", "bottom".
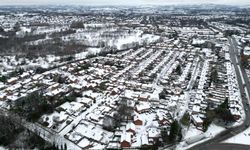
{"left": 177, "top": 124, "right": 225, "bottom": 150}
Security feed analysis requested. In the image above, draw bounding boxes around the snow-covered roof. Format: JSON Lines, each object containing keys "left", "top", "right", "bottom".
{"left": 120, "top": 132, "right": 132, "bottom": 143}
{"left": 126, "top": 122, "right": 136, "bottom": 132}
{"left": 136, "top": 102, "right": 151, "bottom": 112}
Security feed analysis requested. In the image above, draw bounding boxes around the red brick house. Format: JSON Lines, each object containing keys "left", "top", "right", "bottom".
{"left": 120, "top": 133, "right": 132, "bottom": 148}
{"left": 133, "top": 115, "right": 143, "bottom": 125}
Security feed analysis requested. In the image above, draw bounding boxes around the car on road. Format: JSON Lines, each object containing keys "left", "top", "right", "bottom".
{"left": 245, "top": 108, "right": 248, "bottom": 111}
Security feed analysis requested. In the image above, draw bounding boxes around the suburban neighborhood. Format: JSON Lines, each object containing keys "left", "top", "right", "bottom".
{"left": 0, "top": 3, "right": 250, "bottom": 150}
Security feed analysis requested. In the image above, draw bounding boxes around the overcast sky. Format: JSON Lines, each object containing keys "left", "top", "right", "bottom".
{"left": 0, "top": 0, "right": 250, "bottom": 5}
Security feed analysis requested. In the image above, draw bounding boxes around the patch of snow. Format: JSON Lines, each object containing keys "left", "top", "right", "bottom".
{"left": 224, "top": 127, "right": 250, "bottom": 145}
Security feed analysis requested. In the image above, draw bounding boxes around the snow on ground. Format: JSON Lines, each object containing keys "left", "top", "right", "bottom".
{"left": 87, "top": 47, "right": 101, "bottom": 55}
{"left": 75, "top": 51, "right": 88, "bottom": 60}
{"left": 59, "top": 91, "right": 105, "bottom": 136}
{"left": 183, "top": 126, "right": 203, "bottom": 140}
{"left": 224, "top": 127, "right": 250, "bottom": 145}
{"left": 205, "top": 123, "right": 225, "bottom": 138}
{"left": 176, "top": 124, "right": 225, "bottom": 150}
{"left": 90, "top": 143, "right": 106, "bottom": 150}
{"left": 74, "top": 47, "right": 101, "bottom": 60}
{"left": 115, "top": 34, "right": 160, "bottom": 50}
{"left": 40, "top": 110, "right": 73, "bottom": 133}
{"left": 131, "top": 112, "right": 159, "bottom": 148}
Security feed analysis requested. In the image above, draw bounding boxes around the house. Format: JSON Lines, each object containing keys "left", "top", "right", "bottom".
{"left": 69, "top": 76, "right": 79, "bottom": 83}
{"left": 32, "top": 74, "right": 43, "bottom": 81}
{"left": 156, "top": 110, "right": 173, "bottom": 125}
{"left": 126, "top": 122, "right": 136, "bottom": 134}
{"left": 0, "top": 93, "right": 6, "bottom": 101}
{"left": 147, "top": 127, "right": 161, "bottom": 142}
{"left": 133, "top": 114, "right": 143, "bottom": 125}
{"left": 90, "top": 113, "right": 100, "bottom": 122}
{"left": 191, "top": 114, "right": 203, "bottom": 127}
{"left": 229, "top": 107, "right": 241, "bottom": 120}
{"left": 192, "top": 105, "right": 200, "bottom": 114}
{"left": 111, "top": 88, "right": 120, "bottom": 95}
{"left": 45, "top": 88, "right": 65, "bottom": 97}
{"left": 20, "top": 72, "right": 30, "bottom": 79}
{"left": 7, "top": 77, "right": 18, "bottom": 84}
{"left": 48, "top": 83, "right": 60, "bottom": 91}
{"left": 120, "top": 133, "right": 132, "bottom": 148}
{"left": 138, "top": 93, "right": 150, "bottom": 101}
{"left": 141, "top": 135, "right": 149, "bottom": 146}
{"left": 69, "top": 83, "right": 82, "bottom": 90}
{"left": 77, "top": 97, "right": 93, "bottom": 106}
{"left": 141, "top": 84, "right": 153, "bottom": 91}
{"left": 135, "top": 102, "right": 151, "bottom": 113}
{"left": 78, "top": 138, "right": 92, "bottom": 149}
{"left": 57, "top": 101, "right": 84, "bottom": 116}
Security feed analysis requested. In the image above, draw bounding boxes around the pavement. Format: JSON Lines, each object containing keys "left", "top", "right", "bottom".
{"left": 201, "top": 143, "right": 250, "bottom": 150}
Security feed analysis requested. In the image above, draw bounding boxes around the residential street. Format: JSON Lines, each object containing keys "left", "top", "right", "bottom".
{"left": 189, "top": 37, "right": 250, "bottom": 150}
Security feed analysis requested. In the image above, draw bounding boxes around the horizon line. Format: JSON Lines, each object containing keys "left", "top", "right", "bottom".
{"left": 0, "top": 3, "right": 249, "bottom": 6}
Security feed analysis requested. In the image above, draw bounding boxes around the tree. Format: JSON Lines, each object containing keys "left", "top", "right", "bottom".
{"left": 0, "top": 115, "right": 23, "bottom": 146}
{"left": 187, "top": 72, "right": 192, "bottom": 80}
{"left": 0, "top": 26, "right": 4, "bottom": 33}
{"left": 169, "top": 120, "right": 181, "bottom": 143}
{"left": 0, "top": 75, "right": 7, "bottom": 83}
{"left": 176, "top": 65, "right": 182, "bottom": 75}
{"left": 203, "top": 98, "right": 235, "bottom": 131}
{"left": 64, "top": 143, "right": 67, "bottom": 150}
{"left": 113, "top": 112, "right": 122, "bottom": 128}
{"left": 216, "top": 108, "right": 235, "bottom": 122}
{"left": 215, "top": 98, "right": 235, "bottom": 122}
{"left": 99, "top": 81, "right": 108, "bottom": 91}
{"left": 103, "top": 115, "right": 116, "bottom": 131}
{"left": 211, "top": 67, "right": 218, "bottom": 83}
{"left": 218, "top": 98, "right": 229, "bottom": 109}
{"left": 117, "top": 99, "right": 133, "bottom": 122}
{"left": 13, "top": 22, "right": 21, "bottom": 32}
{"left": 35, "top": 67, "right": 48, "bottom": 74}
{"left": 70, "top": 21, "right": 84, "bottom": 29}
{"left": 159, "top": 88, "right": 168, "bottom": 99}
{"left": 203, "top": 108, "right": 215, "bottom": 131}
{"left": 14, "top": 91, "right": 53, "bottom": 122}
{"left": 180, "top": 112, "right": 190, "bottom": 126}
{"left": 161, "top": 128, "right": 168, "bottom": 143}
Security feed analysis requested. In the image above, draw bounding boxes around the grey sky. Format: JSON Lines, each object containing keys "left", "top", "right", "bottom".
{"left": 0, "top": 0, "right": 249, "bottom": 5}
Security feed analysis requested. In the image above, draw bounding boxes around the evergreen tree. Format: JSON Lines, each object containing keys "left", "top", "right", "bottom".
{"left": 64, "top": 143, "right": 67, "bottom": 150}
{"left": 176, "top": 65, "right": 182, "bottom": 75}
{"left": 211, "top": 67, "right": 218, "bottom": 83}
{"left": 169, "top": 120, "right": 181, "bottom": 143}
